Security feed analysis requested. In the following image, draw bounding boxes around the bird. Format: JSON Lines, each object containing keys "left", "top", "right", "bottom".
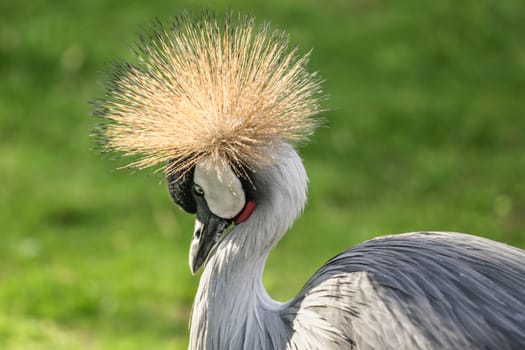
{"left": 93, "top": 11, "right": 525, "bottom": 350}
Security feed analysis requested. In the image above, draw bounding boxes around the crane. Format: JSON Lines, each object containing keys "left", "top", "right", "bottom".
{"left": 93, "top": 11, "right": 525, "bottom": 350}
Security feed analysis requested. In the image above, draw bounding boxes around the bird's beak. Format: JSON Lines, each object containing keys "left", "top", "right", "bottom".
{"left": 189, "top": 203, "right": 231, "bottom": 274}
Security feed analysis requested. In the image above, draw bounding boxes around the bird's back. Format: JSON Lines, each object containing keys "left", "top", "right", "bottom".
{"left": 282, "top": 232, "right": 525, "bottom": 350}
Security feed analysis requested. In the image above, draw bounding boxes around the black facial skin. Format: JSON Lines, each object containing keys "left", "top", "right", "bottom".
{"left": 166, "top": 163, "right": 196, "bottom": 214}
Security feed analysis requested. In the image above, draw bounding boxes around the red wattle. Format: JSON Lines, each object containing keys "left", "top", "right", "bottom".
{"left": 234, "top": 200, "right": 256, "bottom": 224}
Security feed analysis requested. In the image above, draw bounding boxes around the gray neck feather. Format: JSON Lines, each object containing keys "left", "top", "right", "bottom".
{"left": 189, "top": 145, "right": 308, "bottom": 350}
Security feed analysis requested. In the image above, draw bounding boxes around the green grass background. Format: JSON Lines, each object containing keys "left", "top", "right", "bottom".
{"left": 2, "top": 0, "right": 525, "bottom": 348}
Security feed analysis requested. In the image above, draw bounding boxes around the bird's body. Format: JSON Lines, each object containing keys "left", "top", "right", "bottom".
{"left": 288, "top": 232, "right": 525, "bottom": 350}
{"left": 94, "top": 12, "right": 525, "bottom": 350}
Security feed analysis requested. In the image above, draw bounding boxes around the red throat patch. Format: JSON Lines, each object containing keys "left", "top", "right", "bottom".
{"left": 234, "top": 200, "right": 256, "bottom": 224}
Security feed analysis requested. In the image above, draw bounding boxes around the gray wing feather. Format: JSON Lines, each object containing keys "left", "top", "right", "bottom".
{"left": 282, "top": 232, "right": 525, "bottom": 350}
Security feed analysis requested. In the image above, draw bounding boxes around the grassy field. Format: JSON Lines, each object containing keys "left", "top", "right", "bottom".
{"left": 1, "top": 0, "right": 525, "bottom": 348}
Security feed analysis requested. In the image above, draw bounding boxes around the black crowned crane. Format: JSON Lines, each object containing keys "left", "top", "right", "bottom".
{"left": 93, "top": 12, "right": 525, "bottom": 350}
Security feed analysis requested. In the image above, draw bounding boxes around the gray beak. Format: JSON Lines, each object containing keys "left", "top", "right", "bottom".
{"left": 189, "top": 198, "right": 231, "bottom": 274}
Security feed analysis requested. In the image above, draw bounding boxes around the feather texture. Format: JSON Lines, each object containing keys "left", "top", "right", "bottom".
{"left": 287, "top": 231, "right": 525, "bottom": 349}
{"left": 93, "top": 11, "right": 323, "bottom": 176}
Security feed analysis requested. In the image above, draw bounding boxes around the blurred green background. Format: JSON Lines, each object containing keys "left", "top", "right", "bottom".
{"left": 1, "top": 0, "right": 525, "bottom": 348}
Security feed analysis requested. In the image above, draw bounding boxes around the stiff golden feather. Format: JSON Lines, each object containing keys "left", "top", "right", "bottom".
{"left": 93, "top": 12, "right": 323, "bottom": 176}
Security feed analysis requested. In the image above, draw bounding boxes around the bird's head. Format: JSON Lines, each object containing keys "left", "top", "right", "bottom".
{"left": 167, "top": 157, "right": 258, "bottom": 274}
{"left": 93, "top": 11, "right": 322, "bottom": 274}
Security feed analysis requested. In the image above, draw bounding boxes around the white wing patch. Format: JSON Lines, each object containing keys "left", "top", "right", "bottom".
{"left": 194, "top": 159, "right": 246, "bottom": 219}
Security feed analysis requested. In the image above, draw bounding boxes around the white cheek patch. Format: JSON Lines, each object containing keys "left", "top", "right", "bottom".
{"left": 194, "top": 160, "right": 246, "bottom": 219}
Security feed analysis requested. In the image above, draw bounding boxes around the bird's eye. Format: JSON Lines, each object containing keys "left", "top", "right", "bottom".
{"left": 193, "top": 184, "right": 205, "bottom": 196}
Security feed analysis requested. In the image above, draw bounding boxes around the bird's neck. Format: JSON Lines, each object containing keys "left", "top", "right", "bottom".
{"left": 188, "top": 223, "right": 287, "bottom": 350}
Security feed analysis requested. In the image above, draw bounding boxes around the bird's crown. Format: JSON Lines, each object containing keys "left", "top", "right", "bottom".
{"left": 93, "top": 11, "right": 323, "bottom": 176}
